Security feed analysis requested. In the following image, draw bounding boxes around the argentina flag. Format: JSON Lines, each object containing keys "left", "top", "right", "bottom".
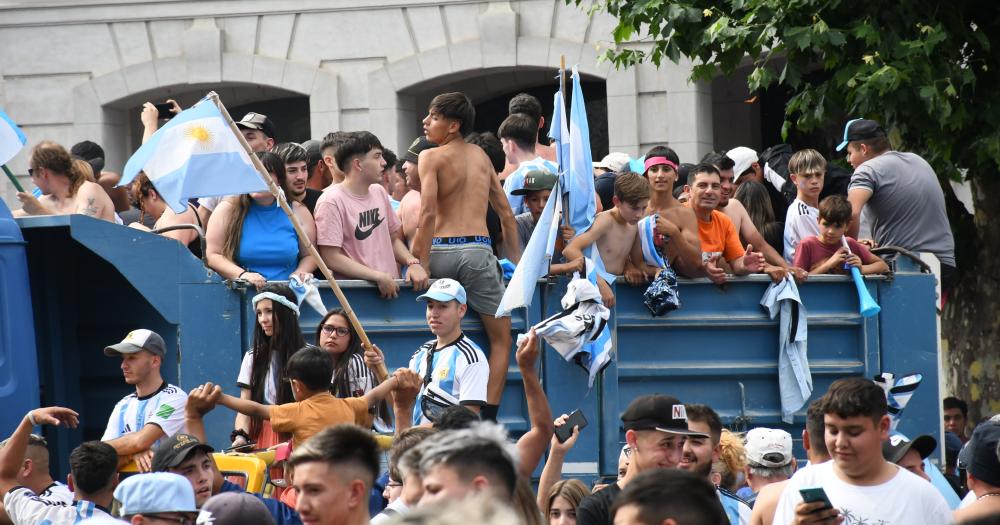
{"left": 121, "top": 95, "right": 267, "bottom": 213}
{"left": 0, "top": 108, "right": 28, "bottom": 166}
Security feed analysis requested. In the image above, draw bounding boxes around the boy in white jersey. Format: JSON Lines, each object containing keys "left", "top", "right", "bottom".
{"left": 773, "top": 377, "right": 951, "bottom": 525}
{"left": 783, "top": 149, "right": 826, "bottom": 263}
{"left": 408, "top": 279, "right": 489, "bottom": 425}
{"left": 102, "top": 329, "right": 188, "bottom": 472}
{"left": 1, "top": 407, "right": 120, "bottom": 525}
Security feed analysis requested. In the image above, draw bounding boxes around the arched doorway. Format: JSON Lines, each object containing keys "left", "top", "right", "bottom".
{"left": 402, "top": 67, "right": 608, "bottom": 160}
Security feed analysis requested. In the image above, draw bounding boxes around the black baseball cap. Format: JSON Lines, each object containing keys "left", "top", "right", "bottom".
{"left": 836, "top": 118, "right": 886, "bottom": 151}
{"left": 621, "top": 394, "right": 709, "bottom": 437}
{"left": 236, "top": 112, "right": 276, "bottom": 139}
{"left": 402, "top": 136, "right": 437, "bottom": 164}
{"left": 962, "top": 423, "right": 1000, "bottom": 487}
{"left": 882, "top": 434, "right": 937, "bottom": 464}
{"left": 152, "top": 434, "right": 215, "bottom": 473}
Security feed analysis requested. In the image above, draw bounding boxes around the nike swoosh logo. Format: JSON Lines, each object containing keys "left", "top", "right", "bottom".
{"left": 355, "top": 215, "right": 385, "bottom": 240}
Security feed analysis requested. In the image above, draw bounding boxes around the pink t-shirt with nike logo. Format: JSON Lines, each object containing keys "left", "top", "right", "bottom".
{"left": 315, "top": 183, "right": 401, "bottom": 279}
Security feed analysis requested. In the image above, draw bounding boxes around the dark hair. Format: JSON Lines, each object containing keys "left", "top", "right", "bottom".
{"left": 734, "top": 180, "right": 776, "bottom": 231}
{"left": 69, "top": 441, "right": 118, "bottom": 494}
{"left": 430, "top": 92, "right": 475, "bottom": 136}
{"left": 805, "top": 399, "right": 829, "bottom": 458}
{"left": 818, "top": 194, "right": 852, "bottom": 226}
{"left": 944, "top": 397, "right": 969, "bottom": 417}
{"left": 288, "top": 424, "right": 380, "bottom": 488}
{"left": 388, "top": 427, "right": 437, "bottom": 481}
{"left": 273, "top": 142, "right": 309, "bottom": 166}
{"left": 684, "top": 404, "right": 723, "bottom": 444}
{"left": 71, "top": 140, "right": 105, "bottom": 175}
{"left": 611, "top": 468, "right": 726, "bottom": 525}
{"left": 285, "top": 345, "right": 335, "bottom": 391}
{"left": 498, "top": 113, "right": 537, "bottom": 151}
{"left": 419, "top": 425, "right": 518, "bottom": 500}
{"left": 701, "top": 151, "right": 735, "bottom": 171}
{"left": 320, "top": 131, "right": 353, "bottom": 156}
{"left": 434, "top": 405, "right": 481, "bottom": 431}
{"left": 249, "top": 283, "right": 305, "bottom": 438}
{"left": 687, "top": 163, "right": 721, "bottom": 186}
{"left": 614, "top": 171, "right": 651, "bottom": 205}
{"left": 334, "top": 131, "right": 383, "bottom": 173}
{"left": 315, "top": 309, "right": 390, "bottom": 425}
{"left": 382, "top": 148, "right": 398, "bottom": 171}
{"left": 394, "top": 160, "right": 407, "bottom": 180}
{"left": 508, "top": 93, "right": 543, "bottom": 122}
{"left": 466, "top": 132, "right": 505, "bottom": 173}
{"left": 256, "top": 151, "right": 287, "bottom": 186}
{"left": 819, "top": 376, "right": 887, "bottom": 422}
{"left": 644, "top": 146, "right": 680, "bottom": 166}
{"left": 855, "top": 135, "right": 891, "bottom": 154}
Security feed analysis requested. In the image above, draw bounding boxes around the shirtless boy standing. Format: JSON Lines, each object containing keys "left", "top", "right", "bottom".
{"left": 411, "top": 92, "right": 522, "bottom": 421}
{"left": 636, "top": 146, "right": 702, "bottom": 278}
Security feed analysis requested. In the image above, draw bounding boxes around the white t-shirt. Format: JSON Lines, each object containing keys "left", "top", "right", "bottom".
{"left": 772, "top": 460, "right": 952, "bottom": 525}
{"left": 783, "top": 198, "right": 820, "bottom": 263}
{"left": 3, "top": 487, "right": 116, "bottom": 525}
{"left": 236, "top": 350, "right": 280, "bottom": 405}
{"left": 101, "top": 383, "right": 187, "bottom": 444}
{"left": 407, "top": 334, "right": 489, "bottom": 425}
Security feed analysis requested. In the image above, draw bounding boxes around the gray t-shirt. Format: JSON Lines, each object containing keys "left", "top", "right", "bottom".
{"left": 515, "top": 212, "right": 536, "bottom": 252}
{"left": 849, "top": 151, "right": 955, "bottom": 267}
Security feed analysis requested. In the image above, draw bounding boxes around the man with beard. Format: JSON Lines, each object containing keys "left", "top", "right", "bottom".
{"left": 275, "top": 142, "right": 322, "bottom": 215}
{"left": 577, "top": 395, "right": 707, "bottom": 525}
{"left": 681, "top": 404, "right": 751, "bottom": 525}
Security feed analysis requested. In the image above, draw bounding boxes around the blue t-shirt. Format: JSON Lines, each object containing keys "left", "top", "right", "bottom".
{"left": 238, "top": 200, "right": 299, "bottom": 280}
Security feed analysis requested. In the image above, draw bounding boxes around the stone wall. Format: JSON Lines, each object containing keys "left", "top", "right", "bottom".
{"left": 0, "top": 0, "right": 715, "bottom": 206}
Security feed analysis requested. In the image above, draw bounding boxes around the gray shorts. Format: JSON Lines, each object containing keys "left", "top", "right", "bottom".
{"left": 429, "top": 243, "right": 506, "bottom": 316}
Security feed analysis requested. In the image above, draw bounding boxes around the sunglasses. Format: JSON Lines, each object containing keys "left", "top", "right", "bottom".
{"left": 321, "top": 325, "right": 350, "bottom": 337}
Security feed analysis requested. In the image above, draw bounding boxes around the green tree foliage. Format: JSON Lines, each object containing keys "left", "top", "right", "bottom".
{"left": 584, "top": 0, "right": 1000, "bottom": 182}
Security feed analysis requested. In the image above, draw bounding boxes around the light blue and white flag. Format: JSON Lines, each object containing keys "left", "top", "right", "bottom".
{"left": 564, "top": 67, "right": 613, "bottom": 386}
{"left": 0, "top": 108, "right": 28, "bottom": 166}
{"left": 495, "top": 178, "right": 563, "bottom": 317}
{"left": 566, "top": 67, "right": 597, "bottom": 236}
{"left": 121, "top": 96, "right": 267, "bottom": 213}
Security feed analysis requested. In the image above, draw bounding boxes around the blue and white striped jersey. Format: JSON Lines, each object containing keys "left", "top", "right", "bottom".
{"left": 407, "top": 334, "right": 489, "bottom": 425}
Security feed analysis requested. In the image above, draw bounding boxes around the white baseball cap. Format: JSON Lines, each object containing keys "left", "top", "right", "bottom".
{"left": 417, "top": 278, "right": 467, "bottom": 305}
{"left": 745, "top": 427, "right": 793, "bottom": 468}
{"left": 727, "top": 146, "right": 759, "bottom": 182}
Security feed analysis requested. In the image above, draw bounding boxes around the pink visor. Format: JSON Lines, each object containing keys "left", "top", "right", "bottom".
{"left": 644, "top": 156, "right": 678, "bottom": 173}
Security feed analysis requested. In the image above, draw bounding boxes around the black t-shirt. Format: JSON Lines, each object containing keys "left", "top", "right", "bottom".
{"left": 302, "top": 188, "right": 322, "bottom": 215}
{"left": 576, "top": 482, "right": 621, "bottom": 525}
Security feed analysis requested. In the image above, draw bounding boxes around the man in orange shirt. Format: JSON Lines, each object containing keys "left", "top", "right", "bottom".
{"left": 686, "top": 164, "right": 765, "bottom": 284}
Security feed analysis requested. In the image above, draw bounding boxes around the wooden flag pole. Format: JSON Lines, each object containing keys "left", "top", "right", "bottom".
{"left": 207, "top": 91, "right": 390, "bottom": 382}
{"left": 559, "top": 55, "right": 570, "bottom": 228}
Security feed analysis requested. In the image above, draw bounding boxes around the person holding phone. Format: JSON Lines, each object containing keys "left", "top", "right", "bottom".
{"left": 772, "top": 378, "right": 951, "bottom": 524}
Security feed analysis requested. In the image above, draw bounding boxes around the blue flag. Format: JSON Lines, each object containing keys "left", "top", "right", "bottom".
{"left": 564, "top": 67, "right": 613, "bottom": 386}
{"left": 121, "top": 96, "right": 268, "bottom": 213}
{"left": 0, "top": 108, "right": 27, "bottom": 167}
{"left": 495, "top": 178, "right": 562, "bottom": 317}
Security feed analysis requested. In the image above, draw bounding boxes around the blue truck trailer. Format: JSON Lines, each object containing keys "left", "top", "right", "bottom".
{"left": 0, "top": 203, "right": 942, "bottom": 481}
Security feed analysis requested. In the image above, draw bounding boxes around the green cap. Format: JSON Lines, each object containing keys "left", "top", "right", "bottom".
{"left": 511, "top": 170, "right": 557, "bottom": 195}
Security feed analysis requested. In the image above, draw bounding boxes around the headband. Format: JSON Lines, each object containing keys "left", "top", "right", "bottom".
{"left": 644, "top": 156, "right": 678, "bottom": 173}
{"left": 252, "top": 291, "right": 300, "bottom": 316}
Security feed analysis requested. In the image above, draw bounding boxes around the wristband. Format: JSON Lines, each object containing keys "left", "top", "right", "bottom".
{"left": 237, "top": 270, "right": 248, "bottom": 279}
{"left": 230, "top": 428, "right": 251, "bottom": 443}
{"left": 27, "top": 411, "right": 37, "bottom": 426}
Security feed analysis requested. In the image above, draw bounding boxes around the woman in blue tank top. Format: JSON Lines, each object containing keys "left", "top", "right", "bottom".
{"left": 205, "top": 152, "right": 317, "bottom": 287}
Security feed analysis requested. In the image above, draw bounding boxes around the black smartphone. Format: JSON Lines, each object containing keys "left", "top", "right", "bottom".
{"left": 799, "top": 487, "right": 833, "bottom": 510}
{"left": 555, "top": 409, "right": 588, "bottom": 443}
{"left": 153, "top": 102, "right": 175, "bottom": 120}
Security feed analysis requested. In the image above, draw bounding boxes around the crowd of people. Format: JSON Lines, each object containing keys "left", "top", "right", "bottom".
{"left": 1, "top": 88, "right": 975, "bottom": 524}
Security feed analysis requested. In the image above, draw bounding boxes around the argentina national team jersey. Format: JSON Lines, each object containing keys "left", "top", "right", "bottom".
{"left": 717, "top": 487, "right": 752, "bottom": 525}
{"left": 504, "top": 157, "right": 560, "bottom": 215}
{"left": 3, "top": 486, "right": 114, "bottom": 525}
{"left": 101, "top": 382, "right": 188, "bottom": 445}
{"left": 408, "top": 334, "right": 489, "bottom": 425}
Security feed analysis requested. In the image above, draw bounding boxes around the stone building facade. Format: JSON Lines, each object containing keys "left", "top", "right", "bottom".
{"left": 0, "top": 0, "right": 757, "bottom": 205}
